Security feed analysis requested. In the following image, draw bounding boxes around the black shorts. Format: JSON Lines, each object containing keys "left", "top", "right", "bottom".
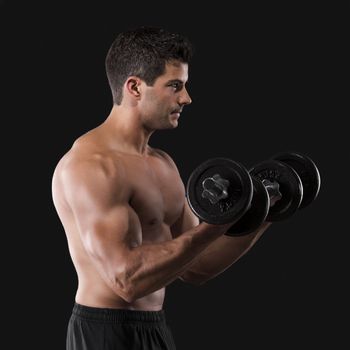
{"left": 66, "top": 303, "right": 176, "bottom": 350}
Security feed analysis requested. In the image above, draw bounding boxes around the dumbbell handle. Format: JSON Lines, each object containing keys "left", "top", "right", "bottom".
{"left": 202, "top": 174, "right": 229, "bottom": 204}
{"left": 202, "top": 174, "right": 282, "bottom": 208}
{"left": 261, "top": 179, "right": 282, "bottom": 207}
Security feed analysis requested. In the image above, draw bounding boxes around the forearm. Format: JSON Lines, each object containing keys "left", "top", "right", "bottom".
{"left": 117, "top": 223, "right": 229, "bottom": 302}
{"left": 179, "top": 222, "right": 272, "bottom": 285}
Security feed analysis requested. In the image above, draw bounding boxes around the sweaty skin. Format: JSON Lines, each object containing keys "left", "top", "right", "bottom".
{"left": 52, "top": 61, "right": 270, "bottom": 312}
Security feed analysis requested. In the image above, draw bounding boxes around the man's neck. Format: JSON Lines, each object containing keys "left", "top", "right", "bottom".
{"left": 102, "top": 105, "right": 154, "bottom": 156}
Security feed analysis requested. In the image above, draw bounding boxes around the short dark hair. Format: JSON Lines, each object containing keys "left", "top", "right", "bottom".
{"left": 105, "top": 26, "right": 194, "bottom": 105}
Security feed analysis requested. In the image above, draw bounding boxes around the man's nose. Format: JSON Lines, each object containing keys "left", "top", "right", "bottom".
{"left": 179, "top": 88, "right": 192, "bottom": 106}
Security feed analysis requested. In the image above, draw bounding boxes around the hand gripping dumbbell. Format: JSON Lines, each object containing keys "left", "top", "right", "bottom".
{"left": 186, "top": 153, "right": 321, "bottom": 235}
{"left": 228, "top": 152, "right": 321, "bottom": 235}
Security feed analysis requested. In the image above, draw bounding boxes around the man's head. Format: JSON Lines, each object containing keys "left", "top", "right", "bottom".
{"left": 105, "top": 26, "right": 194, "bottom": 105}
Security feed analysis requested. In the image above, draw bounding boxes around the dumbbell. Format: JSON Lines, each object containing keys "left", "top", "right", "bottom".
{"left": 228, "top": 152, "right": 321, "bottom": 235}
{"left": 186, "top": 158, "right": 254, "bottom": 225}
{"left": 186, "top": 153, "right": 321, "bottom": 235}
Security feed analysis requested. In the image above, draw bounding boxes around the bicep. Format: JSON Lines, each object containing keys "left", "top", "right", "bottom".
{"left": 171, "top": 198, "right": 200, "bottom": 238}
{"left": 63, "top": 161, "right": 136, "bottom": 267}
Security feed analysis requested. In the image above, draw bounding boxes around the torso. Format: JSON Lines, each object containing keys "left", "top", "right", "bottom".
{"left": 52, "top": 129, "right": 185, "bottom": 311}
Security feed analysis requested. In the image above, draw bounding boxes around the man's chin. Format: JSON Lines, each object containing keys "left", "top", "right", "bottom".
{"left": 159, "top": 120, "right": 179, "bottom": 130}
{"left": 159, "top": 123, "right": 178, "bottom": 130}
{"left": 169, "top": 120, "right": 179, "bottom": 129}
{"left": 169, "top": 114, "right": 180, "bottom": 128}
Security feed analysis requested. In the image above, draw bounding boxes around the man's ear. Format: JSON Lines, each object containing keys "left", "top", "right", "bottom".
{"left": 125, "top": 77, "right": 141, "bottom": 98}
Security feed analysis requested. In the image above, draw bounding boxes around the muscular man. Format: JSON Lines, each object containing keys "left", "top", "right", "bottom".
{"left": 51, "top": 26, "right": 270, "bottom": 350}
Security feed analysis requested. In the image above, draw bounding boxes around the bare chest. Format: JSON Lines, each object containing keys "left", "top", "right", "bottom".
{"left": 125, "top": 156, "right": 185, "bottom": 237}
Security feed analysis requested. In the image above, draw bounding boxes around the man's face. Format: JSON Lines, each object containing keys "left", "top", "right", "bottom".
{"left": 139, "top": 61, "right": 192, "bottom": 130}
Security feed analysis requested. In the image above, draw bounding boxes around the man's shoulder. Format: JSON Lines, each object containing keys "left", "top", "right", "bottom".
{"left": 54, "top": 143, "right": 121, "bottom": 183}
{"left": 148, "top": 147, "right": 177, "bottom": 166}
{"left": 149, "top": 147, "right": 182, "bottom": 174}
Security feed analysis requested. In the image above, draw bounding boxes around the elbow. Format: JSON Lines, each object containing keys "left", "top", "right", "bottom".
{"left": 111, "top": 279, "right": 138, "bottom": 303}
{"left": 122, "top": 283, "right": 142, "bottom": 303}
{"left": 111, "top": 275, "right": 139, "bottom": 303}
{"left": 111, "top": 269, "right": 143, "bottom": 303}
{"left": 106, "top": 267, "right": 134, "bottom": 303}
{"left": 119, "top": 284, "right": 151, "bottom": 303}
{"left": 119, "top": 289, "right": 138, "bottom": 303}
{"left": 87, "top": 246, "right": 140, "bottom": 303}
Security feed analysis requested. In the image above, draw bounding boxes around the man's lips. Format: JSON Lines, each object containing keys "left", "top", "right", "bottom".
{"left": 171, "top": 109, "right": 182, "bottom": 114}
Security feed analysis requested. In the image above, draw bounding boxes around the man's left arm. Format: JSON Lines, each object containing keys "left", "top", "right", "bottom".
{"left": 171, "top": 200, "right": 271, "bottom": 285}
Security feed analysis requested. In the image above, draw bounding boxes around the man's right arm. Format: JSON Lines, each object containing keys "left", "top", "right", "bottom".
{"left": 63, "top": 159, "right": 231, "bottom": 303}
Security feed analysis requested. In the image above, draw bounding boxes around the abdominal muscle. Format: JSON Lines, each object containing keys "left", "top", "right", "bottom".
{"left": 76, "top": 277, "right": 166, "bottom": 311}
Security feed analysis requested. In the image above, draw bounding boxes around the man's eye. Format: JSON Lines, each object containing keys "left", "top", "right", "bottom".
{"left": 170, "top": 82, "right": 181, "bottom": 90}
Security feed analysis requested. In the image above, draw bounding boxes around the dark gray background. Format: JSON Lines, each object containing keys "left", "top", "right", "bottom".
{"left": 2, "top": 1, "right": 348, "bottom": 349}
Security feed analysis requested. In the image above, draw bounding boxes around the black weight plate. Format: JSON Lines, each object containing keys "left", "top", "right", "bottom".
{"left": 186, "top": 158, "right": 253, "bottom": 225}
{"left": 250, "top": 160, "right": 303, "bottom": 221}
{"left": 272, "top": 152, "right": 321, "bottom": 209}
{"left": 227, "top": 177, "right": 270, "bottom": 236}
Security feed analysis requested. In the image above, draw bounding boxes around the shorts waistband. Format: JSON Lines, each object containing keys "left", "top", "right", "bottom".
{"left": 72, "top": 303, "right": 166, "bottom": 324}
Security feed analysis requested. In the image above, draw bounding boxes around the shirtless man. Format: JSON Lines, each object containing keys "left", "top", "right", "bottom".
{"left": 51, "top": 26, "right": 271, "bottom": 350}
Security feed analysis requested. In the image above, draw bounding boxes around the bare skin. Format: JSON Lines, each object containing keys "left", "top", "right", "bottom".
{"left": 52, "top": 61, "right": 270, "bottom": 311}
